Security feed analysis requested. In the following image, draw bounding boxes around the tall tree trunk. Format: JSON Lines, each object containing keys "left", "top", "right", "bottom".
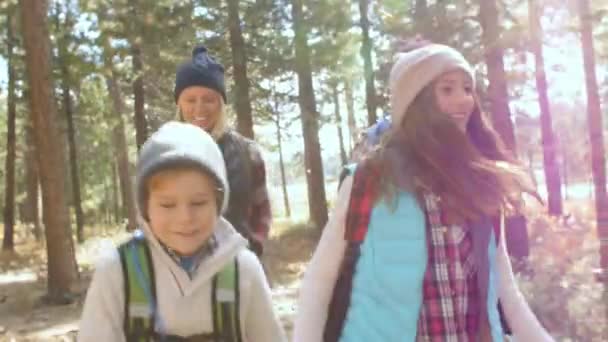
{"left": 55, "top": 1, "right": 85, "bottom": 243}
{"left": 479, "top": 0, "right": 517, "bottom": 153}
{"left": 344, "top": 80, "right": 357, "bottom": 153}
{"left": 578, "top": 0, "right": 608, "bottom": 283}
{"left": 413, "top": 0, "right": 431, "bottom": 39}
{"left": 132, "top": 45, "right": 147, "bottom": 150}
{"left": 272, "top": 88, "right": 291, "bottom": 218}
{"left": 99, "top": 8, "right": 137, "bottom": 231}
{"left": 227, "top": 0, "right": 255, "bottom": 139}
{"left": 24, "top": 120, "right": 41, "bottom": 240}
{"left": 104, "top": 173, "right": 112, "bottom": 226}
{"left": 112, "top": 161, "right": 121, "bottom": 224}
{"left": 62, "top": 75, "right": 85, "bottom": 243}
{"left": 562, "top": 151, "right": 569, "bottom": 200}
{"left": 529, "top": 0, "right": 562, "bottom": 215}
{"left": 106, "top": 75, "right": 138, "bottom": 231}
{"left": 128, "top": 0, "right": 147, "bottom": 151}
{"left": 527, "top": 150, "right": 536, "bottom": 187}
{"left": 332, "top": 83, "right": 347, "bottom": 166}
{"left": 19, "top": 0, "right": 78, "bottom": 302}
{"left": 291, "top": 0, "right": 328, "bottom": 229}
{"left": 434, "top": 0, "right": 449, "bottom": 43}
{"left": 3, "top": 9, "right": 17, "bottom": 252}
{"left": 358, "top": 0, "right": 377, "bottom": 126}
{"left": 275, "top": 114, "right": 291, "bottom": 219}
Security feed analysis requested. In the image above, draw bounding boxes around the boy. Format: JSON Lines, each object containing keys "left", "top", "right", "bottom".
{"left": 79, "top": 121, "right": 286, "bottom": 341}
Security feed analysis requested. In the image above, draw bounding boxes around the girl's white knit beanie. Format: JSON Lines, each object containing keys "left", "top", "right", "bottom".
{"left": 389, "top": 44, "right": 475, "bottom": 126}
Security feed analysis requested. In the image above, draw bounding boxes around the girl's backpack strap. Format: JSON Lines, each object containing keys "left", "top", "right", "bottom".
{"left": 492, "top": 213, "right": 502, "bottom": 245}
{"left": 118, "top": 232, "right": 157, "bottom": 341}
{"left": 324, "top": 161, "right": 378, "bottom": 341}
{"left": 323, "top": 242, "right": 362, "bottom": 342}
{"left": 212, "top": 258, "right": 242, "bottom": 342}
{"left": 344, "top": 161, "right": 379, "bottom": 242}
{"left": 338, "top": 163, "right": 357, "bottom": 189}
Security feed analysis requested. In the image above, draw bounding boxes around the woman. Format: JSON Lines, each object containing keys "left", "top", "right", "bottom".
{"left": 173, "top": 45, "right": 271, "bottom": 257}
{"left": 294, "top": 43, "right": 553, "bottom": 342}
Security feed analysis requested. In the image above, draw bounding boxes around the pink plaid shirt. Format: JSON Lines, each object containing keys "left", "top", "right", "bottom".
{"left": 337, "top": 162, "right": 491, "bottom": 341}
{"left": 417, "top": 194, "right": 481, "bottom": 341}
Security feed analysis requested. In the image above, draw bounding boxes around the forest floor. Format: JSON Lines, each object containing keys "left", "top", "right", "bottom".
{"left": 0, "top": 218, "right": 319, "bottom": 341}
{"left": 0, "top": 195, "right": 605, "bottom": 341}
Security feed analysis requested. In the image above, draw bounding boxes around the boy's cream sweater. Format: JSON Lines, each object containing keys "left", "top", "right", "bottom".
{"left": 78, "top": 218, "right": 286, "bottom": 342}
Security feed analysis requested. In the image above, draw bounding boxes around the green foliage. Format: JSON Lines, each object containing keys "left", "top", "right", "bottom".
{"left": 74, "top": 75, "right": 122, "bottom": 220}
{"left": 0, "top": 0, "right": 604, "bottom": 239}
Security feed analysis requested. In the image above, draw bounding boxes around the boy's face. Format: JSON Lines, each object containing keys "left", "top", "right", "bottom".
{"left": 147, "top": 168, "right": 219, "bottom": 256}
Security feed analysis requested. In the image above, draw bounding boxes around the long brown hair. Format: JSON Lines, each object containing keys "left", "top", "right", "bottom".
{"left": 370, "top": 82, "right": 534, "bottom": 222}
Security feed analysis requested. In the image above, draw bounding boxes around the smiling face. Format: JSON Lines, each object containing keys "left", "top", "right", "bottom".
{"left": 433, "top": 69, "right": 475, "bottom": 132}
{"left": 146, "top": 167, "right": 219, "bottom": 256}
{"left": 177, "top": 86, "right": 223, "bottom": 131}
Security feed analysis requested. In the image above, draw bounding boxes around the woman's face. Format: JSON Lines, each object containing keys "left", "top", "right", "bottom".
{"left": 177, "top": 86, "right": 223, "bottom": 131}
{"left": 432, "top": 69, "right": 475, "bottom": 132}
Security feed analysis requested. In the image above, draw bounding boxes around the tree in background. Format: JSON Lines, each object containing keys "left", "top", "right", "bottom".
{"left": 24, "top": 120, "right": 41, "bottom": 240}
{"left": 267, "top": 81, "right": 295, "bottom": 219}
{"left": 19, "top": 0, "right": 78, "bottom": 303}
{"left": 127, "top": 0, "right": 148, "bottom": 150}
{"left": 227, "top": 0, "right": 255, "bottom": 139}
{"left": 102, "top": 48, "right": 138, "bottom": 230}
{"left": 53, "top": 1, "right": 85, "bottom": 242}
{"left": 577, "top": 0, "right": 608, "bottom": 285}
{"left": 344, "top": 79, "right": 358, "bottom": 152}
{"left": 479, "top": 0, "right": 517, "bottom": 153}
{"left": 331, "top": 80, "right": 348, "bottom": 166}
{"left": 2, "top": 5, "right": 17, "bottom": 251}
{"left": 291, "top": 0, "right": 328, "bottom": 228}
{"left": 528, "top": 0, "right": 562, "bottom": 215}
{"left": 358, "top": 0, "right": 377, "bottom": 125}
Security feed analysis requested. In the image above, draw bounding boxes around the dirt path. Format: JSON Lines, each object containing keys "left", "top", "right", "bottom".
{"left": 1, "top": 200, "right": 604, "bottom": 340}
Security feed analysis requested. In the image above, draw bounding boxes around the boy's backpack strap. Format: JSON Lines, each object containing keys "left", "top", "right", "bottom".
{"left": 212, "top": 258, "right": 242, "bottom": 342}
{"left": 118, "top": 232, "right": 157, "bottom": 341}
{"left": 119, "top": 234, "right": 242, "bottom": 342}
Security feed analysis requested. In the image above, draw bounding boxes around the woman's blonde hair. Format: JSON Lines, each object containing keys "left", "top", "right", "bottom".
{"left": 175, "top": 97, "right": 228, "bottom": 140}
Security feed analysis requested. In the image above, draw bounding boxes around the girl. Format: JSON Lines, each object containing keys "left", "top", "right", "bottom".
{"left": 293, "top": 44, "right": 553, "bottom": 341}
{"left": 174, "top": 46, "right": 270, "bottom": 257}
{"left": 79, "top": 122, "right": 286, "bottom": 341}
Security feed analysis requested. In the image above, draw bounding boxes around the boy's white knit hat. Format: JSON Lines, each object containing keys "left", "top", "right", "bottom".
{"left": 389, "top": 44, "right": 475, "bottom": 126}
{"left": 136, "top": 121, "right": 229, "bottom": 217}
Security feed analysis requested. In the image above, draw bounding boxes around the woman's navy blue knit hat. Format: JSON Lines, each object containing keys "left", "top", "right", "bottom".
{"left": 174, "top": 45, "right": 226, "bottom": 103}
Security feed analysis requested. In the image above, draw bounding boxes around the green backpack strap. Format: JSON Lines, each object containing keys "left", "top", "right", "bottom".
{"left": 118, "top": 233, "right": 157, "bottom": 342}
{"left": 119, "top": 234, "right": 242, "bottom": 342}
{"left": 211, "top": 258, "right": 242, "bottom": 342}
